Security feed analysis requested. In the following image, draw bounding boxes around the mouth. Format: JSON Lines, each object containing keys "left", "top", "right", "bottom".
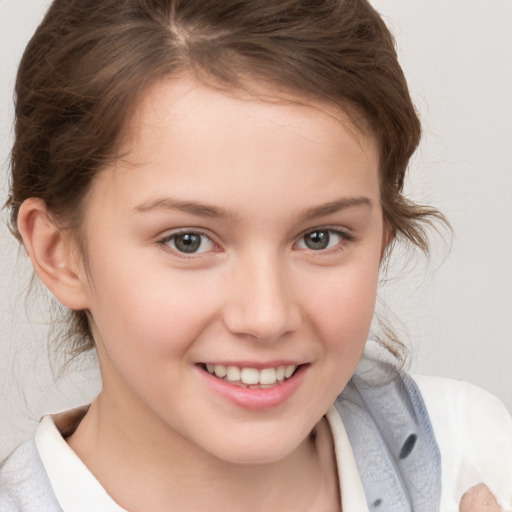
{"left": 198, "top": 363, "right": 302, "bottom": 389}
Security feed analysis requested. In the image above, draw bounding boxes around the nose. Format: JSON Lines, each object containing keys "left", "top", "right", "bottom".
{"left": 222, "top": 253, "right": 301, "bottom": 342}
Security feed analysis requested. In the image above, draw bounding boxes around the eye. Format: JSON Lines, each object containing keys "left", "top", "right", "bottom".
{"left": 296, "top": 229, "right": 346, "bottom": 251}
{"left": 161, "top": 231, "right": 216, "bottom": 254}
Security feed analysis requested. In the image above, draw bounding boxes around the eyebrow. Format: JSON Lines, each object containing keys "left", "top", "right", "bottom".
{"left": 134, "top": 197, "right": 241, "bottom": 223}
{"left": 299, "top": 196, "right": 372, "bottom": 222}
{"left": 133, "top": 195, "right": 372, "bottom": 223}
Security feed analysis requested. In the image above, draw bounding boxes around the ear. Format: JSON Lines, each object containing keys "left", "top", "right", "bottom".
{"left": 17, "top": 198, "right": 90, "bottom": 310}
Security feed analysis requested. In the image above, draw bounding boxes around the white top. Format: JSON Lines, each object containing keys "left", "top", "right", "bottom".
{"left": 414, "top": 375, "right": 512, "bottom": 510}
{"left": 3, "top": 376, "right": 512, "bottom": 511}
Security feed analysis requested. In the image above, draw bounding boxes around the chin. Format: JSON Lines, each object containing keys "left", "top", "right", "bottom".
{"left": 203, "top": 428, "right": 312, "bottom": 466}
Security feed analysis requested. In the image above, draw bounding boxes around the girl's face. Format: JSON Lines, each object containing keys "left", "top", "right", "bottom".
{"left": 78, "top": 78, "right": 385, "bottom": 464}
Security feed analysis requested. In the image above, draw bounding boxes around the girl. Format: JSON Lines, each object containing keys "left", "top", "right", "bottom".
{"left": 1, "top": 0, "right": 511, "bottom": 510}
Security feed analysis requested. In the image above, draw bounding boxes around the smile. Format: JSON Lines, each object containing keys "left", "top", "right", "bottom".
{"left": 203, "top": 364, "right": 298, "bottom": 388}
{"left": 197, "top": 362, "right": 307, "bottom": 409}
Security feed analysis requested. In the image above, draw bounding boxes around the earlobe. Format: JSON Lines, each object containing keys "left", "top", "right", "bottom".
{"left": 17, "top": 198, "right": 90, "bottom": 310}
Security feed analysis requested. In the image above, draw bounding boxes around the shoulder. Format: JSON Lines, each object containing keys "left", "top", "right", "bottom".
{"left": 0, "top": 439, "right": 62, "bottom": 512}
{"left": 412, "top": 374, "right": 511, "bottom": 424}
{"left": 411, "top": 375, "right": 512, "bottom": 510}
{"left": 411, "top": 374, "right": 512, "bottom": 450}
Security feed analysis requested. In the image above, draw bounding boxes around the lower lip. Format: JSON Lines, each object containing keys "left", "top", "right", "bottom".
{"left": 196, "top": 365, "right": 307, "bottom": 410}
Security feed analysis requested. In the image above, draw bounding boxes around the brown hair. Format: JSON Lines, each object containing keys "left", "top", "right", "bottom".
{"left": 7, "top": 0, "right": 444, "bottom": 359}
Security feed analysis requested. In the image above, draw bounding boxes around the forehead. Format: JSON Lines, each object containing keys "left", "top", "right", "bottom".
{"left": 89, "top": 77, "right": 380, "bottom": 218}
{"left": 122, "top": 76, "right": 376, "bottom": 160}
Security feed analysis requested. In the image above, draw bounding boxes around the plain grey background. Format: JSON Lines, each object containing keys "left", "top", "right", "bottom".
{"left": 1, "top": 0, "right": 511, "bottom": 460}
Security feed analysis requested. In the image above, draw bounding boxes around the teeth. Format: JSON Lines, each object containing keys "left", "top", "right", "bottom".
{"left": 206, "top": 364, "right": 298, "bottom": 385}
{"left": 284, "top": 365, "right": 296, "bottom": 378}
{"left": 259, "top": 368, "right": 277, "bottom": 385}
{"left": 214, "top": 365, "right": 227, "bottom": 378}
{"left": 240, "top": 368, "right": 259, "bottom": 385}
{"left": 226, "top": 366, "right": 240, "bottom": 381}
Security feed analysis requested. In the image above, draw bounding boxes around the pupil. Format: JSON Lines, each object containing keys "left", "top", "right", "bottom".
{"left": 175, "top": 233, "right": 201, "bottom": 253}
{"left": 305, "top": 230, "right": 329, "bottom": 250}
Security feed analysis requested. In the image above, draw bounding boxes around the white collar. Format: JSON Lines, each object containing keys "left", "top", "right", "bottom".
{"left": 325, "top": 405, "right": 369, "bottom": 511}
{"left": 36, "top": 407, "right": 367, "bottom": 511}
{"left": 35, "top": 415, "right": 126, "bottom": 512}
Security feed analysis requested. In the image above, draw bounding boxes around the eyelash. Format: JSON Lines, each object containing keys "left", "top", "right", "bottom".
{"left": 158, "top": 229, "right": 219, "bottom": 257}
{"left": 157, "top": 227, "right": 354, "bottom": 257}
{"left": 294, "top": 227, "right": 354, "bottom": 253}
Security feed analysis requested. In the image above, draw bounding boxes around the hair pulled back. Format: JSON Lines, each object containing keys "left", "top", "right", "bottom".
{"left": 8, "top": 0, "right": 441, "bottom": 357}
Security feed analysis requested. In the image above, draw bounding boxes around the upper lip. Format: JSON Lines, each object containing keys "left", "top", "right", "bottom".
{"left": 198, "top": 361, "right": 306, "bottom": 369}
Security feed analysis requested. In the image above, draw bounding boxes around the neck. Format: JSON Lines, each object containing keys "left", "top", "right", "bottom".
{"left": 67, "top": 391, "right": 340, "bottom": 512}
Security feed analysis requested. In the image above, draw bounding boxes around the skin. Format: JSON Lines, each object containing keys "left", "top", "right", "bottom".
{"left": 18, "top": 78, "right": 508, "bottom": 512}
{"left": 20, "top": 77, "right": 387, "bottom": 511}
{"left": 459, "top": 484, "right": 503, "bottom": 512}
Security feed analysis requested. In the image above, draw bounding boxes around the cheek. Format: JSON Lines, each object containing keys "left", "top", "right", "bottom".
{"left": 305, "top": 262, "right": 380, "bottom": 354}
{"left": 86, "top": 260, "right": 218, "bottom": 362}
